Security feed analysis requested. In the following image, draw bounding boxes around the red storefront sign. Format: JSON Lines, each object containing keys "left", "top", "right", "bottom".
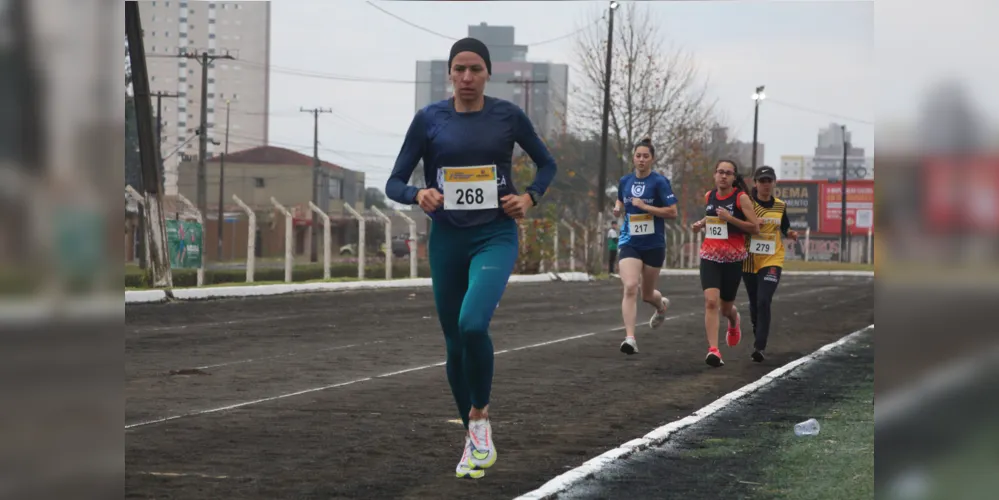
{"left": 819, "top": 180, "right": 874, "bottom": 235}
{"left": 924, "top": 156, "right": 999, "bottom": 233}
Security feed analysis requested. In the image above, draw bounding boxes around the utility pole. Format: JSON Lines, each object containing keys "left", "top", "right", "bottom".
{"left": 133, "top": 90, "right": 179, "bottom": 270}
{"left": 506, "top": 78, "right": 548, "bottom": 126}
{"left": 301, "top": 107, "right": 332, "bottom": 263}
{"left": 183, "top": 49, "right": 234, "bottom": 220}
{"left": 126, "top": 1, "right": 172, "bottom": 288}
{"left": 751, "top": 85, "right": 765, "bottom": 175}
{"left": 840, "top": 124, "right": 849, "bottom": 263}
{"left": 596, "top": 1, "right": 619, "bottom": 219}
{"left": 217, "top": 99, "right": 231, "bottom": 261}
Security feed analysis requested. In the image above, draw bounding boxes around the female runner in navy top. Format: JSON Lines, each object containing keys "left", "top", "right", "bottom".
{"left": 612, "top": 138, "right": 678, "bottom": 355}
{"left": 385, "top": 37, "right": 557, "bottom": 479}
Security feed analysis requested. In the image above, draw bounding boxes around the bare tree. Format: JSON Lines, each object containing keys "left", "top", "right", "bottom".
{"left": 571, "top": 3, "right": 716, "bottom": 186}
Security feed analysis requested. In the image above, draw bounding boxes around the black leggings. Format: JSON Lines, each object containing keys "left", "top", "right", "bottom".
{"left": 742, "top": 266, "right": 783, "bottom": 351}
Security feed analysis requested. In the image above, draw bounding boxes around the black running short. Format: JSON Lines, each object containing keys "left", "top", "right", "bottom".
{"left": 618, "top": 245, "right": 666, "bottom": 268}
{"left": 699, "top": 258, "right": 744, "bottom": 302}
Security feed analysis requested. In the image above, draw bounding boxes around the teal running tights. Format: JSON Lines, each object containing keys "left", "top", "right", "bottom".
{"left": 429, "top": 217, "right": 518, "bottom": 429}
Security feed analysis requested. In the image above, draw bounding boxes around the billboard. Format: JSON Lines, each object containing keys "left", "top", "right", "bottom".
{"left": 773, "top": 181, "right": 821, "bottom": 232}
{"left": 819, "top": 180, "right": 875, "bottom": 234}
{"left": 923, "top": 156, "right": 999, "bottom": 233}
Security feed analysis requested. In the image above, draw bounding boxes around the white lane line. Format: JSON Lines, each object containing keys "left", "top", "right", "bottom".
{"left": 124, "top": 284, "right": 855, "bottom": 431}
{"left": 513, "top": 324, "right": 875, "bottom": 500}
{"left": 194, "top": 340, "right": 387, "bottom": 370}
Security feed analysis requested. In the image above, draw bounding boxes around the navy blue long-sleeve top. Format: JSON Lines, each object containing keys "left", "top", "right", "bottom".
{"left": 384, "top": 96, "right": 558, "bottom": 228}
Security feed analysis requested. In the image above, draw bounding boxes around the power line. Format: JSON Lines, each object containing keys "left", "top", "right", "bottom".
{"left": 767, "top": 99, "right": 873, "bottom": 126}
{"left": 363, "top": 0, "right": 600, "bottom": 47}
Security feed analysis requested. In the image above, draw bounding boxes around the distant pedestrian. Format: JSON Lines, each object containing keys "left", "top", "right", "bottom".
{"left": 607, "top": 220, "right": 619, "bottom": 275}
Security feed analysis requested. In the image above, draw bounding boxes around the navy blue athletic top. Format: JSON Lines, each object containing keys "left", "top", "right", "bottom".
{"left": 617, "top": 171, "right": 677, "bottom": 250}
{"left": 385, "top": 96, "right": 558, "bottom": 228}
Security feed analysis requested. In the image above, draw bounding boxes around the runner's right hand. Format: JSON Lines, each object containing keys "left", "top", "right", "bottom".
{"left": 692, "top": 219, "right": 705, "bottom": 232}
{"left": 612, "top": 203, "right": 621, "bottom": 218}
{"left": 416, "top": 189, "right": 444, "bottom": 212}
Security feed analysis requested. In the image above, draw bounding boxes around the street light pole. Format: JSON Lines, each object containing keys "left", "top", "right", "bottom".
{"left": 751, "top": 85, "right": 765, "bottom": 175}
{"left": 595, "top": 0, "right": 619, "bottom": 220}
{"left": 840, "top": 124, "right": 849, "bottom": 262}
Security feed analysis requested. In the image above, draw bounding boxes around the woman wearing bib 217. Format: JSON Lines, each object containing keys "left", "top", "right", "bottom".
{"left": 385, "top": 38, "right": 557, "bottom": 479}
{"left": 612, "top": 138, "right": 678, "bottom": 354}
{"left": 691, "top": 160, "right": 761, "bottom": 367}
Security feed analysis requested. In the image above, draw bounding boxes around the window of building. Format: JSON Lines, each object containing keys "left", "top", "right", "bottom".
{"left": 328, "top": 178, "right": 342, "bottom": 199}
{"left": 254, "top": 178, "right": 265, "bottom": 188}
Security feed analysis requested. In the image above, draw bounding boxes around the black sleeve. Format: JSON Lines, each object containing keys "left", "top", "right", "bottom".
{"left": 780, "top": 209, "right": 791, "bottom": 236}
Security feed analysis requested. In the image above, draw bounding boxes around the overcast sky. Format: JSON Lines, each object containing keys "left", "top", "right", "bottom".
{"left": 241, "top": 0, "right": 877, "bottom": 191}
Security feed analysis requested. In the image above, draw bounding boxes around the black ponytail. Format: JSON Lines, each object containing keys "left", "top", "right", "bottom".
{"left": 634, "top": 136, "right": 655, "bottom": 158}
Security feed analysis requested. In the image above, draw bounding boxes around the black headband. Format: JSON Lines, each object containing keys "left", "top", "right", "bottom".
{"left": 448, "top": 37, "right": 492, "bottom": 75}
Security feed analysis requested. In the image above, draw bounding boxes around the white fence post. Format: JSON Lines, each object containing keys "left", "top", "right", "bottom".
{"left": 309, "top": 202, "right": 331, "bottom": 280}
{"left": 342, "top": 204, "right": 366, "bottom": 280}
{"left": 805, "top": 227, "right": 811, "bottom": 262}
{"left": 231, "top": 195, "right": 256, "bottom": 283}
{"left": 578, "top": 222, "right": 589, "bottom": 274}
{"left": 394, "top": 209, "right": 419, "bottom": 279}
{"left": 270, "top": 197, "right": 293, "bottom": 283}
{"left": 370, "top": 206, "right": 392, "bottom": 280}
{"left": 125, "top": 186, "right": 151, "bottom": 267}
{"left": 560, "top": 221, "right": 576, "bottom": 272}
{"left": 596, "top": 212, "right": 604, "bottom": 275}
{"left": 175, "top": 194, "right": 205, "bottom": 287}
{"left": 553, "top": 221, "right": 560, "bottom": 272}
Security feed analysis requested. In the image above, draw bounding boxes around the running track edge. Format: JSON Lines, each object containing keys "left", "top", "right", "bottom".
{"left": 513, "top": 323, "right": 875, "bottom": 500}
{"left": 125, "top": 270, "right": 873, "bottom": 304}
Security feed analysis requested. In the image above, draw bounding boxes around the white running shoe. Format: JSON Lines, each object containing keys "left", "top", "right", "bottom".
{"left": 467, "top": 419, "right": 497, "bottom": 469}
{"left": 649, "top": 296, "right": 671, "bottom": 329}
{"left": 620, "top": 336, "right": 639, "bottom": 355}
{"left": 455, "top": 436, "right": 485, "bottom": 479}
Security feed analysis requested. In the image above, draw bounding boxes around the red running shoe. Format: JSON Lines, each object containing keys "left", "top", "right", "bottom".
{"left": 705, "top": 347, "right": 724, "bottom": 367}
{"left": 726, "top": 310, "right": 742, "bottom": 347}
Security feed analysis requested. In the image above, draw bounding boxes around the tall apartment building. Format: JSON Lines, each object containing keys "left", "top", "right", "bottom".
{"left": 414, "top": 23, "right": 569, "bottom": 140}
{"left": 139, "top": 1, "right": 271, "bottom": 195}
{"left": 811, "top": 123, "right": 870, "bottom": 180}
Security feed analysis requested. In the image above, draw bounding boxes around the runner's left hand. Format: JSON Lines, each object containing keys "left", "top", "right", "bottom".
{"left": 786, "top": 230, "right": 799, "bottom": 241}
{"left": 631, "top": 197, "right": 646, "bottom": 209}
{"left": 501, "top": 193, "right": 532, "bottom": 220}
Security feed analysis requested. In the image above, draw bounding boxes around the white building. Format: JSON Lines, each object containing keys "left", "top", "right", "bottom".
{"left": 780, "top": 154, "right": 873, "bottom": 181}
{"left": 139, "top": 1, "right": 271, "bottom": 194}
{"left": 780, "top": 155, "right": 814, "bottom": 180}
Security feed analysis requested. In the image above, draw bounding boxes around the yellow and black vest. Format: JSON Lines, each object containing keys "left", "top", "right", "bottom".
{"left": 743, "top": 195, "right": 788, "bottom": 273}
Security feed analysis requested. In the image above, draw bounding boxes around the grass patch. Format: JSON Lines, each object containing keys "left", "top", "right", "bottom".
{"left": 782, "top": 260, "right": 873, "bottom": 272}
{"left": 757, "top": 381, "right": 875, "bottom": 499}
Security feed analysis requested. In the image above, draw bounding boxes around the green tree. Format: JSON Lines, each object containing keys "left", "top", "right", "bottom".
{"left": 364, "top": 186, "right": 388, "bottom": 209}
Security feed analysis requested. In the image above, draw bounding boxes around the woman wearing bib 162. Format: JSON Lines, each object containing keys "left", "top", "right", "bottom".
{"left": 612, "top": 137, "right": 678, "bottom": 355}
{"left": 385, "top": 38, "right": 557, "bottom": 479}
{"left": 691, "top": 160, "right": 760, "bottom": 367}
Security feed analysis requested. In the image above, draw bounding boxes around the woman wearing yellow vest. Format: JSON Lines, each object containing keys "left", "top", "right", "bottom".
{"left": 742, "top": 166, "right": 798, "bottom": 362}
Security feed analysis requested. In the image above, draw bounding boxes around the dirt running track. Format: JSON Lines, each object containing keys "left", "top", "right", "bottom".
{"left": 125, "top": 275, "right": 874, "bottom": 499}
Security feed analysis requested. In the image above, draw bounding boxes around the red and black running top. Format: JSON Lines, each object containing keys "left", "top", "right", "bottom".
{"left": 699, "top": 188, "right": 750, "bottom": 263}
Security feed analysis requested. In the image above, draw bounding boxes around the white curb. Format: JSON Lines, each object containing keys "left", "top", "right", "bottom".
{"left": 125, "top": 272, "right": 595, "bottom": 304}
